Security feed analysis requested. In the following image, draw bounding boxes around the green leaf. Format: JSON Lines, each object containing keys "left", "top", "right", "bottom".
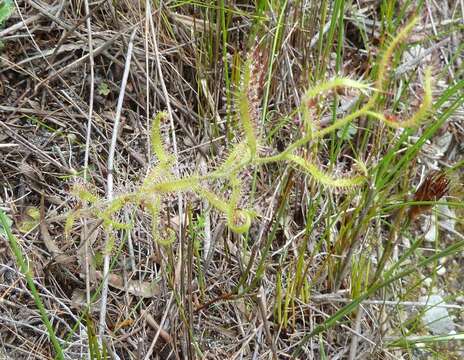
{"left": 336, "top": 123, "right": 357, "bottom": 140}
{"left": 0, "top": 0, "right": 14, "bottom": 27}
{"left": 0, "top": 211, "right": 12, "bottom": 238}
{"left": 0, "top": 209, "right": 65, "bottom": 359}
{"left": 98, "top": 82, "right": 110, "bottom": 96}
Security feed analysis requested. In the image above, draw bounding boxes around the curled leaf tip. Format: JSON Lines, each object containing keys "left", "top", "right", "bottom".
{"left": 227, "top": 209, "right": 252, "bottom": 234}
{"left": 156, "top": 227, "right": 176, "bottom": 246}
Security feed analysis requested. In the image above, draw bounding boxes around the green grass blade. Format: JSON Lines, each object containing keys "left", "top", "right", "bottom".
{"left": 0, "top": 210, "right": 65, "bottom": 359}
{"left": 292, "top": 236, "right": 464, "bottom": 358}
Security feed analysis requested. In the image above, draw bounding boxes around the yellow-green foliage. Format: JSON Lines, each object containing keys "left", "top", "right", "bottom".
{"left": 304, "top": 77, "right": 371, "bottom": 101}
{"left": 196, "top": 188, "right": 229, "bottom": 213}
{"left": 366, "top": 67, "right": 433, "bottom": 128}
{"left": 157, "top": 227, "right": 176, "bottom": 247}
{"left": 71, "top": 18, "right": 432, "bottom": 244}
{"left": 64, "top": 211, "right": 76, "bottom": 237}
{"left": 18, "top": 207, "right": 40, "bottom": 233}
{"left": 286, "top": 154, "right": 365, "bottom": 188}
{"left": 373, "top": 17, "right": 419, "bottom": 104}
{"left": 211, "top": 142, "right": 252, "bottom": 177}
{"left": 146, "top": 197, "right": 174, "bottom": 246}
{"left": 227, "top": 209, "right": 253, "bottom": 234}
{"left": 151, "top": 177, "right": 200, "bottom": 193}
{"left": 302, "top": 77, "right": 371, "bottom": 137}
{"left": 71, "top": 183, "right": 100, "bottom": 204}
{"left": 151, "top": 111, "right": 170, "bottom": 164}
{"left": 228, "top": 175, "right": 242, "bottom": 210}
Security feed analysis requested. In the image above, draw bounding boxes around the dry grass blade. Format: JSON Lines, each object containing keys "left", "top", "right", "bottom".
{"left": 99, "top": 27, "right": 138, "bottom": 342}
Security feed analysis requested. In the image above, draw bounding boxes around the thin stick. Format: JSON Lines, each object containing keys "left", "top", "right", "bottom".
{"left": 257, "top": 287, "right": 278, "bottom": 360}
{"left": 199, "top": 79, "right": 216, "bottom": 260}
{"left": 0, "top": 11, "right": 46, "bottom": 37}
{"left": 98, "top": 28, "right": 138, "bottom": 342}
{"left": 348, "top": 306, "right": 364, "bottom": 360}
{"left": 83, "top": 0, "right": 95, "bottom": 310}
{"left": 144, "top": 293, "right": 175, "bottom": 360}
{"left": 143, "top": 310, "right": 173, "bottom": 344}
{"left": 144, "top": 0, "right": 151, "bottom": 160}
{"left": 147, "top": 0, "right": 183, "bottom": 233}
{"left": 82, "top": 0, "right": 95, "bottom": 180}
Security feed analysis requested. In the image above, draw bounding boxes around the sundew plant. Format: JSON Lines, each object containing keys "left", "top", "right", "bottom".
{"left": 68, "top": 17, "right": 432, "bottom": 248}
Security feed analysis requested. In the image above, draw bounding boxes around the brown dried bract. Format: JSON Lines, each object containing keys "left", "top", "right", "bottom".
{"left": 409, "top": 170, "right": 449, "bottom": 221}
{"left": 247, "top": 41, "right": 268, "bottom": 132}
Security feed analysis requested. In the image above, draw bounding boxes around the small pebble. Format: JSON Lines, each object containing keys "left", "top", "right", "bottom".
{"left": 436, "top": 266, "right": 446, "bottom": 276}
{"left": 423, "top": 277, "right": 432, "bottom": 287}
